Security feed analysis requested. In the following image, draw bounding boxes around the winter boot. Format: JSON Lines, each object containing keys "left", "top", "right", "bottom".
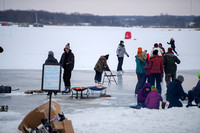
{"left": 159, "top": 101, "right": 163, "bottom": 110}
{"left": 165, "top": 101, "right": 170, "bottom": 110}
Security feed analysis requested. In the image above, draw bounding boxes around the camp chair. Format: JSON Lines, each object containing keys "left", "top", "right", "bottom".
{"left": 102, "top": 70, "right": 117, "bottom": 85}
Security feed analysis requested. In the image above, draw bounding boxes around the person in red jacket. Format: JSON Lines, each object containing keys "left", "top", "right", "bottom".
{"left": 145, "top": 85, "right": 163, "bottom": 109}
{"left": 145, "top": 50, "right": 163, "bottom": 94}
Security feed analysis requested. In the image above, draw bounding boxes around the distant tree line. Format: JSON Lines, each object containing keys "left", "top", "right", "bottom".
{"left": 0, "top": 10, "right": 199, "bottom": 27}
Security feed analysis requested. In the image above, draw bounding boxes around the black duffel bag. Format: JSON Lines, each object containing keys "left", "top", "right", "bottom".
{"left": 0, "top": 85, "right": 11, "bottom": 93}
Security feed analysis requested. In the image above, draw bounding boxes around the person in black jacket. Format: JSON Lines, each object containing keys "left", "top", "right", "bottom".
{"left": 166, "top": 75, "right": 188, "bottom": 108}
{"left": 163, "top": 48, "right": 180, "bottom": 87}
{"left": 59, "top": 43, "right": 75, "bottom": 93}
{"left": 167, "top": 38, "right": 179, "bottom": 56}
{"left": 45, "top": 51, "right": 58, "bottom": 65}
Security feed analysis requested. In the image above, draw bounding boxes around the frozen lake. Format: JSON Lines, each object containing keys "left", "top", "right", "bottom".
{"left": 0, "top": 69, "right": 200, "bottom": 133}
{"left": 0, "top": 25, "right": 200, "bottom": 132}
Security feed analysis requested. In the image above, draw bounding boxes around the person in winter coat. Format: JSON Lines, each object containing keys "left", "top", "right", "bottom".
{"left": 59, "top": 43, "right": 75, "bottom": 93}
{"left": 187, "top": 72, "right": 200, "bottom": 107}
{"left": 94, "top": 54, "right": 110, "bottom": 84}
{"left": 166, "top": 75, "right": 188, "bottom": 108}
{"left": 159, "top": 43, "right": 165, "bottom": 55}
{"left": 45, "top": 51, "right": 58, "bottom": 65}
{"left": 137, "top": 83, "right": 151, "bottom": 107}
{"left": 150, "top": 43, "right": 163, "bottom": 58}
{"left": 135, "top": 47, "right": 147, "bottom": 94}
{"left": 167, "top": 38, "right": 178, "bottom": 56}
{"left": 163, "top": 48, "right": 180, "bottom": 86}
{"left": 145, "top": 50, "right": 163, "bottom": 94}
{"left": 116, "top": 40, "right": 129, "bottom": 74}
{"left": 145, "top": 85, "right": 163, "bottom": 109}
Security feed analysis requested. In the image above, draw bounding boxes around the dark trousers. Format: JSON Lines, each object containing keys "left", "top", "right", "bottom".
{"left": 63, "top": 69, "right": 72, "bottom": 88}
{"left": 135, "top": 73, "right": 145, "bottom": 94}
{"left": 165, "top": 73, "right": 176, "bottom": 87}
{"left": 95, "top": 70, "right": 102, "bottom": 83}
{"left": 144, "top": 75, "right": 150, "bottom": 83}
{"left": 150, "top": 73, "right": 162, "bottom": 94}
{"left": 117, "top": 57, "right": 124, "bottom": 71}
{"left": 188, "top": 88, "right": 200, "bottom": 104}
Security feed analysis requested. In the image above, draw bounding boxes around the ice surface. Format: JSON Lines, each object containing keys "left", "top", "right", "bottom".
{"left": 0, "top": 69, "right": 200, "bottom": 133}
{"left": 0, "top": 26, "right": 200, "bottom": 133}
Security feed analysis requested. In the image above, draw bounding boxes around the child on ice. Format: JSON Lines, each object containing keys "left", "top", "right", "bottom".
{"left": 145, "top": 85, "right": 163, "bottom": 109}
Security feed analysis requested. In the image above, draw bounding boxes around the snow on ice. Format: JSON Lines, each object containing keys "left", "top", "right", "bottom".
{"left": 0, "top": 25, "right": 200, "bottom": 133}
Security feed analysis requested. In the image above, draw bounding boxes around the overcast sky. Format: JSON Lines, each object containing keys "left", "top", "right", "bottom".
{"left": 0, "top": 0, "right": 200, "bottom": 16}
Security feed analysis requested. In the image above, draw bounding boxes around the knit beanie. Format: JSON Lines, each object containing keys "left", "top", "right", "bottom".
{"left": 151, "top": 85, "right": 157, "bottom": 91}
{"left": 197, "top": 73, "right": 200, "bottom": 78}
{"left": 177, "top": 75, "right": 184, "bottom": 82}
{"left": 137, "top": 47, "right": 142, "bottom": 53}
{"left": 104, "top": 54, "right": 109, "bottom": 60}
{"left": 48, "top": 51, "right": 54, "bottom": 56}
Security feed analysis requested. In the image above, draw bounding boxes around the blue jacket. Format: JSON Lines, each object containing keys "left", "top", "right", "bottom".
{"left": 135, "top": 55, "right": 146, "bottom": 74}
{"left": 166, "top": 79, "right": 188, "bottom": 107}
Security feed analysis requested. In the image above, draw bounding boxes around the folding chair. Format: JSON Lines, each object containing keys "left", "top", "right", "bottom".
{"left": 102, "top": 70, "right": 117, "bottom": 85}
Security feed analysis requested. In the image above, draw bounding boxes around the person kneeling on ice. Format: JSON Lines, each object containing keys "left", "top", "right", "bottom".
{"left": 187, "top": 72, "right": 200, "bottom": 108}
{"left": 166, "top": 75, "right": 188, "bottom": 108}
{"left": 145, "top": 86, "right": 163, "bottom": 109}
{"left": 94, "top": 54, "right": 110, "bottom": 85}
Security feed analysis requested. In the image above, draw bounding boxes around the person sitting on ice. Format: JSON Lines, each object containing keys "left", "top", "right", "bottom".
{"left": 145, "top": 85, "right": 163, "bottom": 109}
{"left": 187, "top": 72, "right": 200, "bottom": 108}
{"left": 166, "top": 75, "right": 188, "bottom": 108}
{"left": 137, "top": 83, "right": 151, "bottom": 108}
{"left": 94, "top": 54, "right": 110, "bottom": 85}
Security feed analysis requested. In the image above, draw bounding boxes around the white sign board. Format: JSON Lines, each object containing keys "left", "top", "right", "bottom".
{"left": 42, "top": 64, "right": 61, "bottom": 91}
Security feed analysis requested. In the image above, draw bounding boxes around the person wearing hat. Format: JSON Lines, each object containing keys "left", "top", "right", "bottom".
{"left": 94, "top": 54, "right": 110, "bottom": 84}
{"left": 166, "top": 75, "right": 188, "bottom": 108}
{"left": 59, "top": 43, "right": 75, "bottom": 93}
{"left": 116, "top": 40, "right": 129, "bottom": 74}
{"left": 150, "top": 43, "right": 164, "bottom": 58}
{"left": 187, "top": 72, "right": 200, "bottom": 108}
{"left": 45, "top": 51, "right": 58, "bottom": 65}
{"left": 135, "top": 47, "right": 147, "bottom": 94}
{"left": 145, "top": 85, "right": 163, "bottom": 109}
{"left": 145, "top": 50, "right": 163, "bottom": 94}
{"left": 163, "top": 47, "right": 181, "bottom": 87}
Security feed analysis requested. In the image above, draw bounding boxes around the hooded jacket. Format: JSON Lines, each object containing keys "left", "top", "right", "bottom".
{"left": 59, "top": 50, "right": 75, "bottom": 71}
{"left": 116, "top": 44, "right": 129, "bottom": 57}
{"left": 94, "top": 56, "right": 109, "bottom": 73}
{"left": 145, "top": 90, "right": 163, "bottom": 109}
{"left": 135, "top": 55, "right": 146, "bottom": 74}
{"left": 166, "top": 79, "right": 188, "bottom": 107}
{"left": 45, "top": 55, "right": 58, "bottom": 65}
{"left": 137, "top": 83, "right": 151, "bottom": 104}
{"left": 163, "top": 51, "right": 180, "bottom": 74}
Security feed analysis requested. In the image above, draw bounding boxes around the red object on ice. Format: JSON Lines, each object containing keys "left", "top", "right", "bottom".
{"left": 1, "top": 23, "right": 8, "bottom": 26}
{"left": 125, "top": 31, "right": 132, "bottom": 39}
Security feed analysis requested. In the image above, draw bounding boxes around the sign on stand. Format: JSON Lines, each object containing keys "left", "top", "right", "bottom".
{"left": 41, "top": 64, "right": 61, "bottom": 92}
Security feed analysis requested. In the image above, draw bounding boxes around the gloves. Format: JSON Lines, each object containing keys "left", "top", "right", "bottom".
{"left": 127, "top": 54, "right": 129, "bottom": 57}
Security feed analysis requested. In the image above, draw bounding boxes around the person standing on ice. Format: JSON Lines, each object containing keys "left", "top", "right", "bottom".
{"left": 45, "top": 51, "right": 58, "bottom": 65}
{"left": 167, "top": 38, "right": 179, "bottom": 56}
{"left": 116, "top": 40, "right": 129, "bottom": 74}
{"left": 135, "top": 47, "right": 147, "bottom": 94}
{"left": 94, "top": 54, "right": 110, "bottom": 85}
{"left": 145, "top": 50, "right": 163, "bottom": 94}
{"left": 163, "top": 48, "right": 180, "bottom": 87}
{"left": 150, "top": 43, "right": 163, "bottom": 58}
{"left": 59, "top": 43, "right": 75, "bottom": 93}
{"left": 166, "top": 75, "right": 188, "bottom": 108}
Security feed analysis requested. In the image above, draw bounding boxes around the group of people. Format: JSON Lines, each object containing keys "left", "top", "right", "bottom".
{"left": 134, "top": 38, "right": 200, "bottom": 109}
{"left": 44, "top": 39, "right": 200, "bottom": 109}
